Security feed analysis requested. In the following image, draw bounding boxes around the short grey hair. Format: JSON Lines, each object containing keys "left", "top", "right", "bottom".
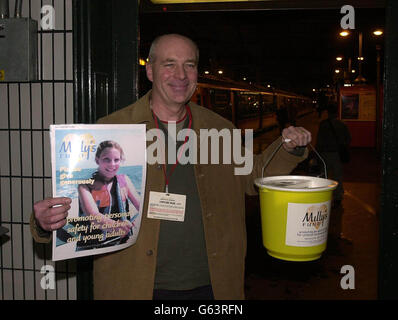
{"left": 147, "top": 34, "right": 199, "bottom": 64}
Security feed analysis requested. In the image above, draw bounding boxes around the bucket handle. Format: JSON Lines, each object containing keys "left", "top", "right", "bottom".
{"left": 261, "top": 136, "right": 327, "bottom": 179}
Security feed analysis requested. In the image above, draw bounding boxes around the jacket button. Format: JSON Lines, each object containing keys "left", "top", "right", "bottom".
{"left": 146, "top": 250, "right": 153, "bottom": 256}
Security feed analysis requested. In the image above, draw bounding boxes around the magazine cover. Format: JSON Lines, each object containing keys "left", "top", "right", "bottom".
{"left": 50, "top": 124, "right": 147, "bottom": 261}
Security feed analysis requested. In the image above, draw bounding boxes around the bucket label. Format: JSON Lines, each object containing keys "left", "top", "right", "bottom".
{"left": 285, "top": 201, "right": 331, "bottom": 247}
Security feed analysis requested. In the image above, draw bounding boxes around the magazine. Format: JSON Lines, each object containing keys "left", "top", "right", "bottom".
{"left": 50, "top": 124, "right": 147, "bottom": 261}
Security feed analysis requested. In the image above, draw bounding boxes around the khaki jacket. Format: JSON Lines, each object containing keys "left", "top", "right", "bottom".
{"left": 31, "top": 91, "right": 306, "bottom": 299}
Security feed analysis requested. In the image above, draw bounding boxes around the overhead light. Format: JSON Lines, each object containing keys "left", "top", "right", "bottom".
{"left": 351, "top": 69, "right": 356, "bottom": 73}
{"left": 243, "top": 77, "right": 247, "bottom": 81}
{"left": 267, "top": 84, "right": 271, "bottom": 88}
{"left": 204, "top": 71, "right": 210, "bottom": 74}
{"left": 336, "top": 56, "right": 343, "bottom": 61}
{"left": 373, "top": 29, "right": 383, "bottom": 36}
{"left": 339, "top": 30, "right": 350, "bottom": 37}
{"left": 139, "top": 59, "right": 146, "bottom": 66}
{"left": 335, "top": 69, "right": 340, "bottom": 74}
{"left": 357, "top": 56, "right": 364, "bottom": 61}
{"left": 218, "top": 70, "right": 223, "bottom": 75}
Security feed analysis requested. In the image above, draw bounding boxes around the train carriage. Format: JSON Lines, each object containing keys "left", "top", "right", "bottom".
{"left": 191, "top": 75, "right": 313, "bottom": 133}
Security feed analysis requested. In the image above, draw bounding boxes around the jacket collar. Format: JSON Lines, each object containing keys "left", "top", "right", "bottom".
{"left": 129, "top": 90, "right": 156, "bottom": 129}
{"left": 188, "top": 100, "right": 209, "bottom": 135}
{"left": 134, "top": 90, "right": 206, "bottom": 132}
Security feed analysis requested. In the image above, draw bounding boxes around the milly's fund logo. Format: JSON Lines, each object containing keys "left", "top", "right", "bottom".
{"left": 302, "top": 204, "right": 329, "bottom": 230}
{"left": 59, "top": 134, "right": 97, "bottom": 162}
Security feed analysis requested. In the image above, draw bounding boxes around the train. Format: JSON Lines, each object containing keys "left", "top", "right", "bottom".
{"left": 190, "top": 75, "right": 314, "bottom": 132}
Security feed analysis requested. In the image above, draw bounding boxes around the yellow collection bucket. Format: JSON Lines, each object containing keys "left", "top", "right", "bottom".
{"left": 254, "top": 175, "right": 338, "bottom": 262}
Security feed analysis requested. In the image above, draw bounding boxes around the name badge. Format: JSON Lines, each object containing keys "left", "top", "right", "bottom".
{"left": 147, "top": 191, "right": 186, "bottom": 222}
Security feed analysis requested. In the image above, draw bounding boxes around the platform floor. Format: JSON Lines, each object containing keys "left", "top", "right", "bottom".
{"left": 245, "top": 111, "right": 380, "bottom": 300}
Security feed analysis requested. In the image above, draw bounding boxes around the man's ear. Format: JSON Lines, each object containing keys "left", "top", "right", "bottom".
{"left": 146, "top": 63, "right": 153, "bottom": 82}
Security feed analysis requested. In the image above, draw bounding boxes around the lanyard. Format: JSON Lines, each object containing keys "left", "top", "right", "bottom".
{"left": 153, "top": 105, "right": 193, "bottom": 193}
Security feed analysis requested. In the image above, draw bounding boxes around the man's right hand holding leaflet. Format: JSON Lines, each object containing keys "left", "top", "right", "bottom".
{"left": 33, "top": 197, "right": 71, "bottom": 232}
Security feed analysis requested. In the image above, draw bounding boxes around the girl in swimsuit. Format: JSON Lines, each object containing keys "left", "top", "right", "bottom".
{"left": 77, "top": 140, "right": 140, "bottom": 249}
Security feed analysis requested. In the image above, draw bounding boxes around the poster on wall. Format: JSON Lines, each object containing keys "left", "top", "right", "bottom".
{"left": 50, "top": 124, "right": 147, "bottom": 261}
{"left": 341, "top": 94, "right": 359, "bottom": 120}
{"left": 358, "top": 92, "right": 376, "bottom": 121}
{"left": 341, "top": 86, "right": 377, "bottom": 121}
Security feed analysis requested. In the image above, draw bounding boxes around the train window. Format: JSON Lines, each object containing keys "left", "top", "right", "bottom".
{"left": 236, "top": 92, "right": 260, "bottom": 119}
{"left": 262, "top": 94, "right": 275, "bottom": 114}
{"left": 209, "top": 89, "right": 232, "bottom": 120}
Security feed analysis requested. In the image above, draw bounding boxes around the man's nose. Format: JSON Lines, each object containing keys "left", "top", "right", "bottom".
{"left": 174, "top": 64, "right": 187, "bottom": 79}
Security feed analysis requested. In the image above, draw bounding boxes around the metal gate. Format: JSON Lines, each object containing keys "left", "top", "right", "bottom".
{"left": 0, "top": 0, "right": 76, "bottom": 300}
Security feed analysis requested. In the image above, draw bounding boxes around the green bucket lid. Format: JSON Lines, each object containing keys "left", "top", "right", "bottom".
{"left": 255, "top": 175, "right": 338, "bottom": 192}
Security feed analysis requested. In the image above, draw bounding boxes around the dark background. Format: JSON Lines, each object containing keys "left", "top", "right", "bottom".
{"left": 139, "top": 6, "right": 385, "bottom": 96}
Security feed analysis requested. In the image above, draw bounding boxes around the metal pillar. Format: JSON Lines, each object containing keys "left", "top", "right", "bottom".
{"left": 73, "top": 0, "right": 139, "bottom": 299}
{"left": 378, "top": 0, "right": 398, "bottom": 300}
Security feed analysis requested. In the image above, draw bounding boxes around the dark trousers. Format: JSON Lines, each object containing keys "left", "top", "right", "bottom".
{"left": 153, "top": 285, "right": 214, "bottom": 300}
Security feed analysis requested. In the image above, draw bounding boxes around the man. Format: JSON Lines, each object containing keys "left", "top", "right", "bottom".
{"left": 316, "top": 102, "right": 350, "bottom": 207}
{"left": 31, "top": 34, "right": 311, "bottom": 299}
{"left": 316, "top": 102, "right": 351, "bottom": 241}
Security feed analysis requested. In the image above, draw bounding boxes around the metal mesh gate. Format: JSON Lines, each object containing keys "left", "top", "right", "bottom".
{"left": 0, "top": 0, "right": 76, "bottom": 300}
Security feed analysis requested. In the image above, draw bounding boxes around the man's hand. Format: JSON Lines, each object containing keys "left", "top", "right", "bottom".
{"left": 281, "top": 126, "right": 312, "bottom": 153}
{"left": 33, "top": 197, "right": 71, "bottom": 232}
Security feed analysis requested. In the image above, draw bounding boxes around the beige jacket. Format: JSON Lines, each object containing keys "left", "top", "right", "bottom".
{"left": 31, "top": 91, "right": 306, "bottom": 299}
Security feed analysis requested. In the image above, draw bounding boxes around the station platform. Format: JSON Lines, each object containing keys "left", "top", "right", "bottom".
{"left": 245, "top": 111, "right": 380, "bottom": 300}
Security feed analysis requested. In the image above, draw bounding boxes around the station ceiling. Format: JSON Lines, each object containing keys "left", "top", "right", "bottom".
{"left": 139, "top": 1, "right": 386, "bottom": 95}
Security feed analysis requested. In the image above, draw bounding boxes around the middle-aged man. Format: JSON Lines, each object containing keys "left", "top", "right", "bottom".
{"left": 31, "top": 33, "right": 312, "bottom": 300}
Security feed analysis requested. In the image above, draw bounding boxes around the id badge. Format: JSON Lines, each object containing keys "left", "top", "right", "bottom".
{"left": 147, "top": 191, "right": 186, "bottom": 222}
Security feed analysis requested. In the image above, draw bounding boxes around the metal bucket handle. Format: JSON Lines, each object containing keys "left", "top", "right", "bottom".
{"left": 261, "top": 136, "right": 327, "bottom": 179}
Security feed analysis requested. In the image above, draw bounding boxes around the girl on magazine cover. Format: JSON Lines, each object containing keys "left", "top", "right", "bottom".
{"left": 76, "top": 140, "right": 141, "bottom": 250}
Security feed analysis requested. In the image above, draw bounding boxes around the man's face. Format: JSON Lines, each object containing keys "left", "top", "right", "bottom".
{"left": 146, "top": 36, "right": 198, "bottom": 108}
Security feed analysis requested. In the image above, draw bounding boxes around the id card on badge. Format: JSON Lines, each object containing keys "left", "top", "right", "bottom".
{"left": 147, "top": 191, "right": 186, "bottom": 222}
